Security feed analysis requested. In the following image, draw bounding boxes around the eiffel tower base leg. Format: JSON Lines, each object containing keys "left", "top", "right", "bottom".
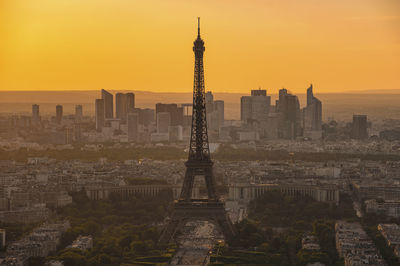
{"left": 158, "top": 201, "right": 236, "bottom": 245}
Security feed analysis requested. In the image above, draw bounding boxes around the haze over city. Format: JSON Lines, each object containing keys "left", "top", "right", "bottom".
{"left": 1, "top": 1, "right": 400, "bottom": 266}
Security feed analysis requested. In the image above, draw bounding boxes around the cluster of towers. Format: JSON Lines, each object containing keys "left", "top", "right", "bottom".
{"left": 31, "top": 104, "right": 83, "bottom": 126}
{"left": 95, "top": 89, "right": 135, "bottom": 131}
{"left": 240, "top": 84, "right": 322, "bottom": 140}
{"left": 95, "top": 90, "right": 151, "bottom": 141}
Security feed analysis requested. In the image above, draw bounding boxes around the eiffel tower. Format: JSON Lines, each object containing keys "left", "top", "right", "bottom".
{"left": 158, "top": 18, "right": 236, "bottom": 245}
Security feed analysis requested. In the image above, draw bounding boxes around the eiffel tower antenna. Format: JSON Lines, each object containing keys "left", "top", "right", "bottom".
{"left": 198, "top": 17, "right": 200, "bottom": 36}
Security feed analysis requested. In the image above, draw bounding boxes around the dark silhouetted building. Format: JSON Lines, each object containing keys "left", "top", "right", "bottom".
{"left": 302, "top": 84, "right": 322, "bottom": 139}
{"left": 205, "top": 91, "right": 224, "bottom": 131}
{"left": 240, "top": 89, "right": 270, "bottom": 124}
{"left": 206, "top": 91, "right": 214, "bottom": 113}
{"left": 157, "top": 112, "right": 171, "bottom": 133}
{"left": 116, "top": 93, "right": 126, "bottom": 121}
{"left": 155, "top": 103, "right": 183, "bottom": 126}
{"left": 182, "top": 104, "right": 193, "bottom": 127}
{"left": 127, "top": 113, "right": 139, "bottom": 142}
{"left": 116, "top": 92, "right": 135, "bottom": 123}
{"left": 56, "top": 105, "right": 63, "bottom": 124}
{"left": 32, "top": 104, "right": 40, "bottom": 124}
{"left": 352, "top": 115, "right": 368, "bottom": 140}
{"left": 75, "top": 105, "right": 83, "bottom": 121}
{"left": 101, "top": 89, "right": 113, "bottom": 119}
{"left": 133, "top": 108, "right": 155, "bottom": 126}
{"left": 214, "top": 100, "right": 224, "bottom": 127}
{"left": 276, "top": 89, "right": 301, "bottom": 139}
{"left": 95, "top": 99, "right": 105, "bottom": 132}
{"left": 126, "top": 93, "right": 135, "bottom": 112}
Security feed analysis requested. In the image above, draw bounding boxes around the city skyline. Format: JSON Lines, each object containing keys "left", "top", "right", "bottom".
{"left": 1, "top": 0, "right": 399, "bottom": 93}
{"left": 1, "top": 5, "right": 400, "bottom": 264}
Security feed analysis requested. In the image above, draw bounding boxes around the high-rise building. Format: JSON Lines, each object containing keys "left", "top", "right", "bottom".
{"left": 75, "top": 105, "right": 83, "bottom": 121}
{"left": 302, "top": 84, "right": 322, "bottom": 132}
{"left": 352, "top": 115, "right": 368, "bottom": 140}
{"left": 241, "top": 97, "right": 252, "bottom": 122}
{"left": 141, "top": 108, "right": 154, "bottom": 126}
{"left": 240, "top": 89, "right": 270, "bottom": 123}
{"left": 133, "top": 108, "right": 155, "bottom": 126}
{"left": 56, "top": 105, "right": 63, "bottom": 124}
{"left": 214, "top": 100, "right": 224, "bottom": 126}
{"left": 157, "top": 112, "right": 171, "bottom": 133}
{"left": 127, "top": 113, "right": 139, "bottom": 142}
{"left": 276, "top": 89, "right": 301, "bottom": 139}
{"left": 101, "top": 89, "right": 113, "bottom": 119}
{"left": 204, "top": 91, "right": 224, "bottom": 131}
{"left": 116, "top": 93, "right": 127, "bottom": 121}
{"left": 95, "top": 99, "right": 105, "bottom": 132}
{"left": 116, "top": 92, "right": 135, "bottom": 123}
{"left": 205, "top": 91, "right": 214, "bottom": 113}
{"left": 182, "top": 104, "right": 193, "bottom": 127}
{"left": 126, "top": 93, "right": 135, "bottom": 112}
{"left": 156, "top": 103, "right": 183, "bottom": 126}
{"left": 32, "top": 104, "right": 40, "bottom": 124}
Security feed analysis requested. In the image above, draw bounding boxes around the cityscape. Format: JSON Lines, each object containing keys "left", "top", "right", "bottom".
{"left": 1, "top": 1, "right": 400, "bottom": 266}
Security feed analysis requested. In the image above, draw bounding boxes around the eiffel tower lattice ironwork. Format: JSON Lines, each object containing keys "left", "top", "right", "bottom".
{"left": 158, "top": 18, "right": 236, "bottom": 245}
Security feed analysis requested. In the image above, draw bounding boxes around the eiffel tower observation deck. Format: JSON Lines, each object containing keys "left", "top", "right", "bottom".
{"left": 158, "top": 18, "right": 236, "bottom": 245}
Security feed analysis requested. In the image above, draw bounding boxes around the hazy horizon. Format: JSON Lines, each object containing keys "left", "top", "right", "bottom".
{"left": 1, "top": 90, "right": 400, "bottom": 121}
{"left": 1, "top": 88, "right": 400, "bottom": 94}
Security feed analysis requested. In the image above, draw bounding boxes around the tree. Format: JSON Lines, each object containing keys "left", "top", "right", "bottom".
{"left": 57, "top": 250, "right": 87, "bottom": 266}
{"left": 27, "top": 257, "right": 45, "bottom": 266}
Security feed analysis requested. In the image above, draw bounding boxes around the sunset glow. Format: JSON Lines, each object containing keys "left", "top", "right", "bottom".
{"left": 1, "top": 0, "right": 399, "bottom": 93}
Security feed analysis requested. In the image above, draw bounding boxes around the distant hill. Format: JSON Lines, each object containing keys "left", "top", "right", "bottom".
{"left": 340, "top": 89, "right": 400, "bottom": 94}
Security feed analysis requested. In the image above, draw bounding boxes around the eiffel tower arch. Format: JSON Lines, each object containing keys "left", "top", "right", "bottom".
{"left": 158, "top": 18, "right": 236, "bottom": 245}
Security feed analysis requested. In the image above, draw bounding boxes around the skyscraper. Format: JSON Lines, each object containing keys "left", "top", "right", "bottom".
{"left": 101, "top": 89, "right": 113, "bottom": 119}
{"left": 141, "top": 108, "right": 155, "bottom": 126}
{"left": 352, "top": 115, "right": 368, "bottom": 140}
{"left": 133, "top": 108, "right": 155, "bottom": 126}
{"left": 95, "top": 99, "right": 105, "bottom": 132}
{"left": 182, "top": 104, "right": 193, "bottom": 127}
{"left": 75, "top": 105, "right": 83, "bottom": 121}
{"left": 127, "top": 113, "right": 139, "bottom": 142}
{"left": 205, "top": 91, "right": 214, "bottom": 113}
{"left": 240, "top": 89, "right": 270, "bottom": 123}
{"left": 56, "top": 105, "right": 63, "bottom": 124}
{"left": 276, "top": 89, "right": 301, "bottom": 139}
{"left": 32, "top": 104, "right": 40, "bottom": 124}
{"left": 204, "top": 91, "right": 224, "bottom": 131}
{"left": 116, "top": 92, "right": 135, "bottom": 123}
{"left": 303, "top": 84, "right": 322, "bottom": 132}
{"left": 116, "top": 93, "right": 127, "bottom": 121}
{"left": 126, "top": 93, "right": 135, "bottom": 112}
{"left": 214, "top": 100, "right": 224, "bottom": 127}
{"left": 155, "top": 103, "right": 183, "bottom": 126}
{"left": 157, "top": 112, "right": 171, "bottom": 133}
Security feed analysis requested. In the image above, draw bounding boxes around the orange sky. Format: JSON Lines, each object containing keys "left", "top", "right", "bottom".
{"left": 0, "top": 0, "right": 399, "bottom": 93}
